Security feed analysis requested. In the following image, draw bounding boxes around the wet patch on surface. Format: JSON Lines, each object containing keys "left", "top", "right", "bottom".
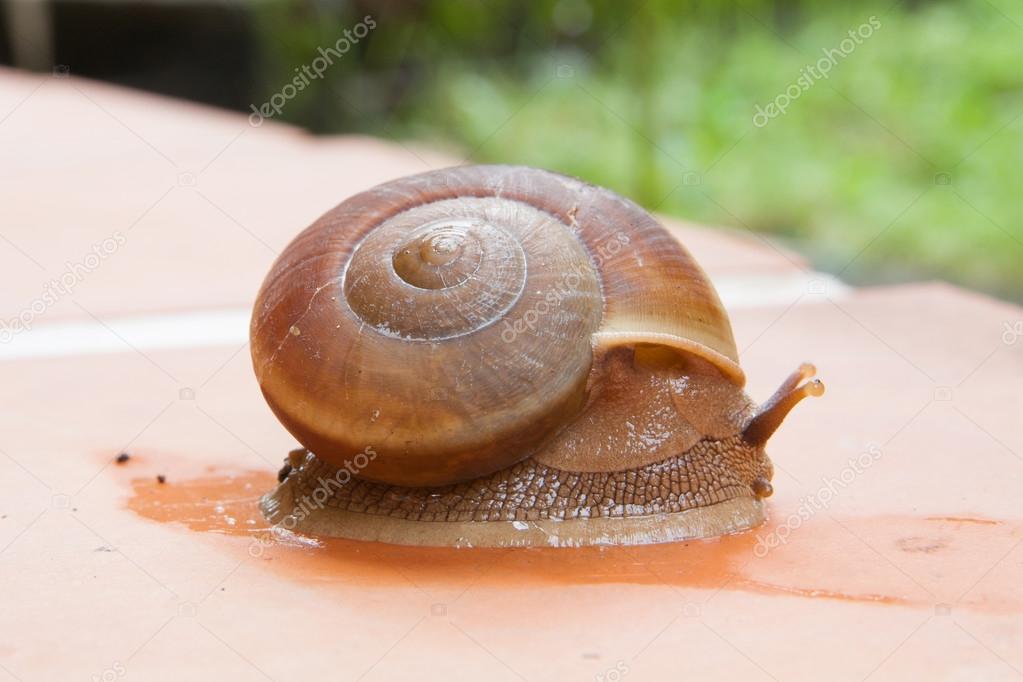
{"left": 121, "top": 456, "right": 1021, "bottom": 612}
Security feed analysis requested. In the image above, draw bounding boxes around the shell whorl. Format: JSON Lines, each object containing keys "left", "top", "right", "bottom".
{"left": 344, "top": 208, "right": 531, "bottom": 340}
{"left": 250, "top": 165, "right": 741, "bottom": 487}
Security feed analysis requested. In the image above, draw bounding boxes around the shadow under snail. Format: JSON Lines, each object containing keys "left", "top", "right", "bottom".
{"left": 250, "top": 165, "right": 823, "bottom": 547}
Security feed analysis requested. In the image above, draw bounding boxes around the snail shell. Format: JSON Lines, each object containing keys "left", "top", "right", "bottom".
{"left": 251, "top": 165, "right": 822, "bottom": 546}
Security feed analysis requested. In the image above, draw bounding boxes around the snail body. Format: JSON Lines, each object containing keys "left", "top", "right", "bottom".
{"left": 251, "top": 165, "right": 822, "bottom": 547}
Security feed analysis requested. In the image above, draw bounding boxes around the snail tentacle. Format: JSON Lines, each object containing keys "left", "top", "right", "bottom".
{"left": 743, "top": 364, "right": 825, "bottom": 448}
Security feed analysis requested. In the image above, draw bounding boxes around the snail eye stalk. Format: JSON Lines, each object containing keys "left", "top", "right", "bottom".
{"left": 742, "top": 363, "right": 825, "bottom": 447}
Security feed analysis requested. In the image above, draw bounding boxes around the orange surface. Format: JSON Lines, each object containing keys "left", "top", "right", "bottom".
{"left": 2, "top": 69, "right": 1021, "bottom": 681}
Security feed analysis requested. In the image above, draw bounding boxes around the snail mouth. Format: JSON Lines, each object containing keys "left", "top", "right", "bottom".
{"left": 260, "top": 438, "right": 768, "bottom": 548}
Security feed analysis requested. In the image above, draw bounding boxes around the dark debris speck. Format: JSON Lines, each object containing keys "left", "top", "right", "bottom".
{"left": 115, "top": 452, "right": 131, "bottom": 464}
{"left": 157, "top": 475, "right": 167, "bottom": 484}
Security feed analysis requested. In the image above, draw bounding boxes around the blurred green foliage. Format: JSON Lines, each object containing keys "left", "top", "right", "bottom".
{"left": 254, "top": 0, "right": 1023, "bottom": 300}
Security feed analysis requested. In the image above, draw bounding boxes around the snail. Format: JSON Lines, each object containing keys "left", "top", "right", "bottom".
{"left": 250, "top": 165, "right": 823, "bottom": 547}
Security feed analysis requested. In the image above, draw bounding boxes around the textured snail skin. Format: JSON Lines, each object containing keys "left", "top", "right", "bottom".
{"left": 251, "top": 165, "right": 821, "bottom": 547}
{"left": 263, "top": 439, "right": 769, "bottom": 547}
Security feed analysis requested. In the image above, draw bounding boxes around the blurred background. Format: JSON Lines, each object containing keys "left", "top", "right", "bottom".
{"left": 2, "top": 0, "right": 1021, "bottom": 300}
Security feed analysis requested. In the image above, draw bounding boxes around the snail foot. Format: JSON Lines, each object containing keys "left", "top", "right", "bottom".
{"left": 260, "top": 446, "right": 768, "bottom": 548}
